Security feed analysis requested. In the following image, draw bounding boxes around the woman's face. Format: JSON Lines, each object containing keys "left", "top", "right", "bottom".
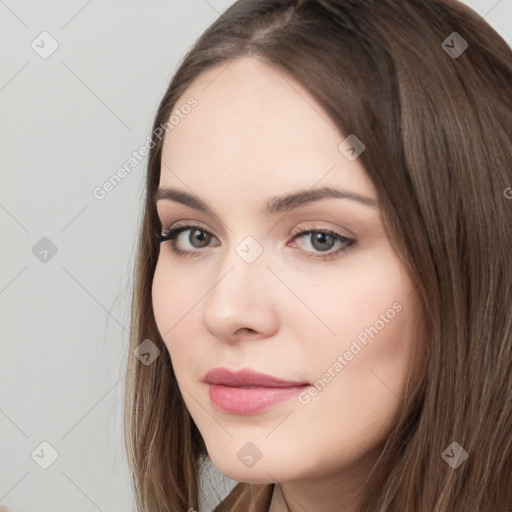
{"left": 152, "top": 57, "right": 420, "bottom": 486}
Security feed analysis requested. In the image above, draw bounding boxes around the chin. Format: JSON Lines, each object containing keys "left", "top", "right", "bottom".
{"left": 209, "top": 451, "right": 295, "bottom": 484}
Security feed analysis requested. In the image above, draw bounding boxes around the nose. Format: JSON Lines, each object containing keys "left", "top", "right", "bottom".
{"left": 201, "top": 248, "right": 279, "bottom": 344}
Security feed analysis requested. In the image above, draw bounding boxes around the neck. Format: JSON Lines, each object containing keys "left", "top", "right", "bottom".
{"left": 268, "top": 481, "right": 361, "bottom": 512}
{"left": 267, "top": 446, "right": 382, "bottom": 512}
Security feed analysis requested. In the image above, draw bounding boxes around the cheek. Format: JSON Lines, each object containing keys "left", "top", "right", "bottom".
{"left": 298, "top": 247, "right": 413, "bottom": 346}
{"left": 151, "top": 258, "right": 207, "bottom": 379}
{"left": 151, "top": 259, "right": 185, "bottom": 354}
{"left": 294, "top": 246, "right": 417, "bottom": 402}
{"left": 151, "top": 242, "right": 417, "bottom": 392}
{"left": 151, "top": 259, "right": 170, "bottom": 336}
{"left": 152, "top": 256, "right": 195, "bottom": 330}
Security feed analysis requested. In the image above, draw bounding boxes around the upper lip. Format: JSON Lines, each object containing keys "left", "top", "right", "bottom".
{"left": 202, "top": 367, "right": 310, "bottom": 388}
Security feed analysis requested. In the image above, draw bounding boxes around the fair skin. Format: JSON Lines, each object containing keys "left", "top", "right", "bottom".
{"left": 152, "top": 57, "right": 421, "bottom": 512}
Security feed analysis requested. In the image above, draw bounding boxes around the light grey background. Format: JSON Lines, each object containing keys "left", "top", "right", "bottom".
{"left": 1, "top": 1, "right": 510, "bottom": 511}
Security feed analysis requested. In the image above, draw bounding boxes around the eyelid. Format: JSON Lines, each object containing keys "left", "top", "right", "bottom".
{"left": 157, "top": 220, "right": 358, "bottom": 261}
{"left": 157, "top": 220, "right": 218, "bottom": 245}
{"left": 288, "top": 222, "right": 353, "bottom": 240}
{"left": 158, "top": 220, "right": 352, "bottom": 241}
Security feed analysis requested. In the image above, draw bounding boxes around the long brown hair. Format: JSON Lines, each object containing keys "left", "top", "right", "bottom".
{"left": 123, "top": 1, "right": 512, "bottom": 510}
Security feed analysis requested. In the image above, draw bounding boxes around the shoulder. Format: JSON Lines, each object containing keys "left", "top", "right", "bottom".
{"left": 212, "top": 482, "right": 274, "bottom": 512}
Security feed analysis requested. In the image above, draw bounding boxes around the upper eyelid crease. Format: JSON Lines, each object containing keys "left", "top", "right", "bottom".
{"left": 153, "top": 185, "right": 378, "bottom": 215}
{"left": 157, "top": 223, "right": 357, "bottom": 263}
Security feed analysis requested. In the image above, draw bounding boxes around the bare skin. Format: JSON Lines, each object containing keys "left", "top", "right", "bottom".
{"left": 152, "top": 57, "right": 421, "bottom": 512}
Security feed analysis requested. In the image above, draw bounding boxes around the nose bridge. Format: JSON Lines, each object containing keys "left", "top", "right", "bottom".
{"left": 209, "top": 233, "right": 269, "bottom": 304}
{"left": 201, "top": 233, "right": 277, "bottom": 337}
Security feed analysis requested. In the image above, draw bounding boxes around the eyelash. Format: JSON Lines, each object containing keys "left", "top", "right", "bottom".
{"left": 155, "top": 222, "right": 357, "bottom": 261}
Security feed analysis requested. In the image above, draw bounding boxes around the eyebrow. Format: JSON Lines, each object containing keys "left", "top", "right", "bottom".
{"left": 154, "top": 185, "right": 378, "bottom": 214}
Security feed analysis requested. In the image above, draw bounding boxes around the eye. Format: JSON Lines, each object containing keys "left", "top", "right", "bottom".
{"left": 156, "top": 222, "right": 357, "bottom": 261}
{"left": 288, "top": 225, "right": 357, "bottom": 261}
{"left": 156, "top": 222, "right": 219, "bottom": 256}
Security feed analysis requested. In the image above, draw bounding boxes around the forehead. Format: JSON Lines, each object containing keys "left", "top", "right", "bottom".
{"left": 159, "top": 57, "right": 376, "bottom": 206}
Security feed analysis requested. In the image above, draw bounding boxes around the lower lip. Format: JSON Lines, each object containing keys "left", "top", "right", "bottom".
{"left": 207, "top": 384, "right": 309, "bottom": 415}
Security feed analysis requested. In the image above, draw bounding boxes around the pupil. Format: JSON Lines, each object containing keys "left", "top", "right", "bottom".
{"left": 192, "top": 229, "right": 208, "bottom": 247}
{"left": 313, "top": 232, "right": 333, "bottom": 251}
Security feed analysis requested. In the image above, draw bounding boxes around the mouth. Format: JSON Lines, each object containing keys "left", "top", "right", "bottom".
{"left": 202, "top": 367, "right": 311, "bottom": 415}
{"left": 202, "top": 367, "right": 310, "bottom": 388}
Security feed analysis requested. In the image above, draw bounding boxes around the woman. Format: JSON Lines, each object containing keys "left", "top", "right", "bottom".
{"left": 123, "top": 0, "right": 512, "bottom": 510}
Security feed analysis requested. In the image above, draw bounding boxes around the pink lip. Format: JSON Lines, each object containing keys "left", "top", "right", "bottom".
{"left": 202, "top": 367, "right": 310, "bottom": 415}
